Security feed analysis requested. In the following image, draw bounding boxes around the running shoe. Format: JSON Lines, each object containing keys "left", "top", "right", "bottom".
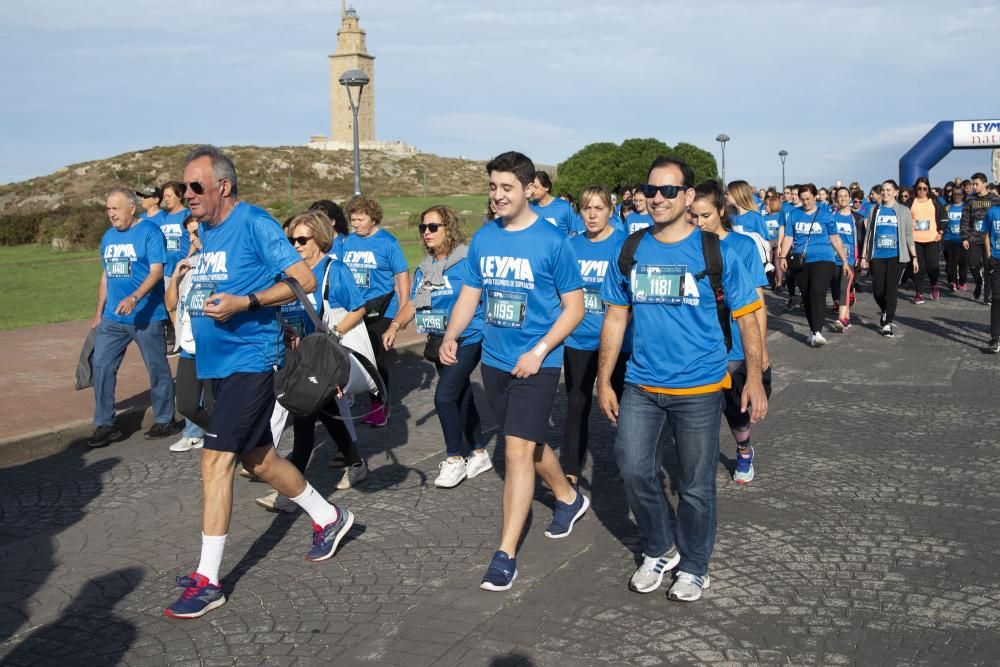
{"left": 434, "top": 457, "right": 467, "bottom": 488}
{"left": 833, "top": 319, "right": 845, "bottom": 333}
{"left": 169, "top": 436, "right": 203, "bottom": 452}
{"left": 810, "top": 332, "right": 827, "bottom": 347}
{"left": 913, "top": 294, "right": 925, "bottom": 305}
{"left": 733, "top": 446, "right": 755, "bottom": 484}
{"left": 87, "top": 424, "right": 121, "bottom": 449}
{"left": 362, "top": 400, "right": 389, "bottom": 427}
{"left": 988, "top": 339, "right": 1000, "bottom": 354}
{"left": 544, "top": 491, "right": 590, "bottom": 538}
{"left": 306, "top": 508, "right": 355, "bottom": 562}
{"left": 255, "top": 490, "right": 297, "bottom": 513}
{"left": 480, "top": 551, "right": 517, "bottom": 592}
{"left": 163, "top": 572, "right": 226, "bottom": 619}
{"left": 949, "top": 282, "right": 957, "bottom": 292}
{"left": 668, "top": 572, "right": 711, "bottom": 602}
{"left": 336, "top": 461, "right": 368, "bottom": 490}
{"left": 881, "top": 324, "right": 894, "bottom": 338}
{"left": 144, "top": 420, "right": 183, "bottom": 440}
{"left": 465, "top": 450, "right": 493, "bottom": 479}
{"left": 879, "top": 312, "right": 887, "bottom": 328}
{"left": 629, "top": 548, "right": 681, "bottom": 593}
{"left": 931, "top": 286, "right": 941, "bottom": 300}
{"left": 959, "top": 283, "right": 968, "bottom": 291}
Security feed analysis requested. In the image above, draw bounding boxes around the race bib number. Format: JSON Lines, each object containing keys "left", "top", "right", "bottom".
{"left": 352, "top": 269, "right": 370, "bottom": 289}
{"left": 583, "top": 287, "right": 604, "bottom": 314}
{"left": 284, "top": 316, "right": 305, "bottom": 339}
{"left": 876, "top": 235, "right": 897, "bottom": 250}
{"left": 766, "top": 219, "right": 779, "bottom": 239}
{"left": 415, "top": 309, "right": 447, "bottom": 335}
{"left": 949, "top": 221, "right": 961, "bottom": 235}
{"left": 166, "top": 237, "right": 180, "bottom": 251}
{"left": 632, "top": 264, "right": 685, "bottom": 305}
{"left": 975, "top": 219, "right": 985, "bottom": 233}
{"left": 915, "top": 219, "right": 931, "bottom": 232}
{"left": 186, "top": 281, "right": 216, "bottom": 317}
{"left": 105, "top": 257, "right": 132, "bottom": 278}
{"left": 485, "top": 289, "right": 527, "bottom": 328}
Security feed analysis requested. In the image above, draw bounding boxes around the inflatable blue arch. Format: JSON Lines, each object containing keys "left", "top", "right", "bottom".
{"left": 899, "top": 119, "right": 1000, "bottom": 187}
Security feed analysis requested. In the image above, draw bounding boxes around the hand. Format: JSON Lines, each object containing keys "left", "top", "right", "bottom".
{"left": 439, "top": 339, "right": 459, "bottom": 365}
{"left": 114, "top": 295, "right": 138, "bottom": 316}
{"left": 202, "top": 293, "right": 247, "bottom": 322}
{"left": 963, "top": 240, "right": 970, "bottom": 250}
{"left": 842, "top": 263, "right": 853, "bottom": 277}
{"left": 90, "top": 313, "right": 102, "bottom": 329}
{"left": 283, "top": 325, "right": 300, "bottom": 350}
{"left": 174, "top": 258, "right": 193, "bottom": 277}
{"left": 860, "top": 259, "right": 869, "bottom": 270}
{"left": 511, "top": 349, "right": 543, "bottom": 379}
{"left": 740, "top": 377, "right": 768, "bottom": 424}
{"left": 912, "top": 258, "right": 920, "bottom": 273}
{"left": 597, "top": 382, "right": 619, "bottom": 425}
{"left": 382, "top": 324, "right": 398, "bottom": 350}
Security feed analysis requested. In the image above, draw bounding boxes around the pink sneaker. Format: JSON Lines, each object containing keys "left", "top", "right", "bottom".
{"left": 361, "top": 399, "right": 383, "bottom": 425}
{"left": 930, "top": 286, "right": 940, "bottom": 300}
{"left": 959, "top": 283, "right": 969, "bottom": 291}
{"left": 363, "top": 401, "right": 389, "bottom": 427}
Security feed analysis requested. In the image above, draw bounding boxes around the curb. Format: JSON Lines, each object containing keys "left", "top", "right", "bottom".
{"left": 0, "top": 339, "right": 430, "bottom": 469}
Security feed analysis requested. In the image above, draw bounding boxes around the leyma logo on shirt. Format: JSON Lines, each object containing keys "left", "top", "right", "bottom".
{"left": 480, "top": 256, "right": 535, "bottom": 290}
{"left": 578, "top": 259, "right": 609, "bottom": 280}
{"left": 195, "top": 251, "right": 229, "bottom": 281}
{"left": 344, "top": 250, "right": 377, "bottom": 268}
{"left": 104, "top": 243, "right": 138, "bottom": 260}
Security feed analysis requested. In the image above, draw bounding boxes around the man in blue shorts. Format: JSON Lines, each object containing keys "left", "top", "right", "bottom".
{"left": 163, "top": 146, "right": 354, "bottom": 619}
{"left": 598, "top": 156, "right": 768, "bottom": 602}
{"left": 441, "top": 151, "right": 588, "bottom": 592}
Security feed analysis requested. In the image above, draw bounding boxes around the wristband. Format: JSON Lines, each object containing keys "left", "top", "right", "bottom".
{"left": 248, "top": 293, "right": 262, "bottom": 311}
{"left": 129, "top": 294, "right": 139, "bottom": 303}
{"left": 532, "top": 341, "right": 549, "bottom": 358}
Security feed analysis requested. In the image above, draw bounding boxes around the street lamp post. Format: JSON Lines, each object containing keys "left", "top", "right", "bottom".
{"left": 339, "top": 68, "right": 370, "bottom": 196}
{"left": 778, "top": 150, "right": 788, "bottom": 190}
{"left": 716, "top": 134, "right": 730, "bottom": 187}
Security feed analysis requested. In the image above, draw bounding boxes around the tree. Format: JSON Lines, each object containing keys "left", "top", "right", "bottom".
{"left": 550, "top": 142, "right": 619, "bottom": 198}
{"left": 672, "top": 142, "right": 719, "bottom": 185}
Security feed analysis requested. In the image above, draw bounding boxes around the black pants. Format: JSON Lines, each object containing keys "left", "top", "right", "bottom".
{"left": 795, "top": 261, "right": 836, "bottom": 333}
{"left": 944, "top": 241, "right": 969, "bottom": 286}
{"left": 290, "top": 399, "right": 360, "bottom": 473}
{"left": 364, "top": 315, "right": 392, "bottom": 401}
{"left": 175, "top": 356, "right": 214, "bottom": 430}
{"left": 913, "top": 241, "right": 940, "bottom": 294}
{"left": 969, "top": 244, "right": 992, "bottom": 299}
{"left": 870, "top": 258, "right": 905, "bottom": 324}
{"left": 562, "top": 347, "right": 628, "bottom": 478}
{"left": 991, "top": 259, "right": 1000, "bottom": 338}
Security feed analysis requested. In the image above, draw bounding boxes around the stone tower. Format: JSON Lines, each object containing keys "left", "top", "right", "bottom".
{"left": 329, "top": 1, "right": 375, "bottom": 144}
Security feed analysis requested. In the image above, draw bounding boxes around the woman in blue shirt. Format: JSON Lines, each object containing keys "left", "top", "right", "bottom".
{"left": 860, "top": 180, "right": 917, "bottom": 337}
{"left": 390, "top": 205, "right": 491, "bottom": 489}
{"left": 944, "top": 188, "right": 968, "bottom": 290}
{"left": 829, "top": 187, "right": 860, "bottom": 331}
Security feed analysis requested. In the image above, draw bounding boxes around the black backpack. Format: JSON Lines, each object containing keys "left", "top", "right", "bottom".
{"left": 273, "top": 276, "right": 387, "bottom": 417}
{"left": 617, "top": 227, "right": 732, "bottom": 351}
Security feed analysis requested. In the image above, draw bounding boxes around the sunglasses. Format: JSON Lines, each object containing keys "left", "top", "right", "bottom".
{"left": 641, "top": 184, "right": 688, "bottom": 199}
{"left": 184, "top": 179, "right": 223, "bottom": 195}
{"left": 916, "top": 186, "right": 929, "bottom": 191}
{"left": 290, "top": 236, "right": 314, "bottom": 246}
{"left": 418, "top": 223, "right": 443, "bottom": 234}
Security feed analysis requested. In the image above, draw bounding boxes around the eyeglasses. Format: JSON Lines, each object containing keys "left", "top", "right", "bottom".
{"left": 418, "top": 223, "right": 442, "bottom": 234}
{"left": 916, "top": 186, "right": 929, "bottom": 192}
{"left": 641, "top": 184, "right": 688, "bottom": 199}
{"left": 290, "top": 236, "right": 314, "bottom": 246}
{"left": 184, "top": 179, "right": 223, "bottom": 195}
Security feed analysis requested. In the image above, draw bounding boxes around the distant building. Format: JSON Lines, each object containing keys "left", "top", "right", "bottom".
{"left": 309, "top": 2, "right": 417, "bottom": 155}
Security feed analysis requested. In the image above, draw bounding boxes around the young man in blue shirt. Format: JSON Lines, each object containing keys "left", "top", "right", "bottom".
{"left": 597, "top": 157, "right": 768, "bottom": 602}
{"left": 163, "top": 146, "right": 355, "bottom": 619}
{"left": 441, "top": 151, "right": 588, "bottom": 592}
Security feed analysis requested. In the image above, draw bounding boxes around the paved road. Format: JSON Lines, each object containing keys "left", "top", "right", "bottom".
{"left": 2, "top": 285, "right": 1000, "bottom": 666}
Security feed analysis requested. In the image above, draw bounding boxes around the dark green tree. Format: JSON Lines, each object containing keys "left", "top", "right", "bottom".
{"left": 549, "top": 142, "right": 619, "bottom": 198}
{"left": 672, "top": 142, "right": 720, "bottom": 185}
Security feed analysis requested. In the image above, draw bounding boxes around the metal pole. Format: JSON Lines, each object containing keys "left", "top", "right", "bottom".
{"left": 778, "top": 151, "right": 788, "bottom": 191}
{"left": 287, "top": 167, "right": 292, "bottom": 206}
{"left": 351, "top": 87, "right": 363, "bottom": 196}
{"left": 720, "top": 142, "right": 726, "bottom": 188}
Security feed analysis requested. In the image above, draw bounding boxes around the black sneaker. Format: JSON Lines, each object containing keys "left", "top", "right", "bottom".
{"left": 88, "top": 424, "right": 122, "bottom": 448}
{"left": 985, "top": 297, "right": 993, "bottom": 307}
{"left": 988, "top": 339, "right": 1000, "bottom": 354}
{"left": 144, "top": 420, "right": 183, "bottom": 440}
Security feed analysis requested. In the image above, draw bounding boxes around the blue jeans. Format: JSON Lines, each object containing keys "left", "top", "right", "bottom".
{"left": 614, "top": 384, "right": 723, "bottom": 576}
{"left": 92, "top": 319, "right": 175, "bottom": 427}
{"left": 434, "top": 342, "right": 484, "bottom": 457}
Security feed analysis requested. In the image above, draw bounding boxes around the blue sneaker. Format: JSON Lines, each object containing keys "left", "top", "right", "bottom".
{"left": 163, "top": 572, "right": 226, "bottom": 619}
{"left": 480, "top": 550, "right": 517, "bottom": 591}
{"left": 544, "top": 490, "right": 590, "bottom": 538}
{"left": 733, "top": 446, "right": 755, "bottom": 484}
{"left": 306, "top": 508, "right": 355, "bottom": 562}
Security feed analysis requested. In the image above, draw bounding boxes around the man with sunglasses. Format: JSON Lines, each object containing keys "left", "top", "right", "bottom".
{"left": 164, "top": 146, "right": 354, "bottom": 619}
{"left": 597, "top": 156, "right": 767, "bottom": 602}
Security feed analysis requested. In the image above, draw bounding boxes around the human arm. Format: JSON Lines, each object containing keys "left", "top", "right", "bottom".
{"left": 753, "top": 289, "right": 768, "bottom": 370}
{"left": 164, "top": 257, "right": 194, "bottom": 320}
{"left": 596, "top": 305, "right": 629, "bottom": 424}
{"left": 829, "top": 235, "right": 852, "bottom": 276}
{"left": 381, "top": 270, "right": 413, "bottom": 350}
{"left": 510, "top": 288, "right": 584, "bottom": 379}
{"left": 439, "top": 284, "right": 482, "bottom": 365}
{"left": 202, "top": 259, "right": 316, "bottom": 323}
{"left": 114, "top": 263, "right": 163, "bottom": 316}
{"left": 961, "top": 202, "right": 972, "bottom": 248}
{"left": 735, "top": 311, "right": 768, "bottom": 423}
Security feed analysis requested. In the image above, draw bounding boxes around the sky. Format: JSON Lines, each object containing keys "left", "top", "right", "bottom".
{"left": 1, "top": 0, "right": 998, "bottom": 190}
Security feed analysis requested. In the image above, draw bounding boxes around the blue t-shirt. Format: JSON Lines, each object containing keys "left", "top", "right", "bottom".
{"left": 831, "top": 212, "right": 857, "bottom": 265}
{"left": 411, "top": 257, "right": 484, "bottom": 346}
{"left": 601, "top": 227, "right": 760, "bottom": 391}
{"left": 566, "top": 231, "right": 629, "bottom": 352}
{"left": 944, "top": 204, "right": 963, "bottom": 242}
{"left": 340, "top": 228, "right": 408, "bottom": 319}
{"left": 780, "top": 202, "right": 798, "bottom": 230}
{"left": 280, "top": 258, "right": 366, "bottom": 337}
{"left": 731, "top": 211, "right": 768, "bottom": 239}
{"left": 626, "top": 212, "right": 653, "bottom": 235}
{"left": 763, "top": 212, "right": 781, "bottom": 241}
{"left": 190, "top": 202, "right": 302, "bottom": 379}
{"left": 785, "top": 207, "right": 840, "bottom": 264}
{"left": 530, "top": 198, "right": 577, "bottom": 235}
{"left": 608, "top": 215, "right": 626, "bottom": 234}
{"left": 464, "top": 218, "right": 583, "bottom": 372}
{"left": 159, "top": 209, "right": 191, "bottom": 277}
{"left": 100, "top": 219, "right": 168, "bottom": 325}
{"left": 872, "top": 206, "right": 900, "bottom": 259}
{"left": 721, "top": 233, "right": 768, "bottom": 362}
{"left": 328, "top": 234, "right": 348, "bottom": 261}
{"left": 987, "top": 206, "right": 1000, "bottom": 261}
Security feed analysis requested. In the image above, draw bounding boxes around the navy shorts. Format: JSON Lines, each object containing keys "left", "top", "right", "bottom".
{"left": 722, "top": 362, "right": 773, "bottom": 427}
{"left": 205, "top": 371, "right": 276, "bottom": 455}
{"left": 481, "top": 364, "right": 561, "bottom": 444}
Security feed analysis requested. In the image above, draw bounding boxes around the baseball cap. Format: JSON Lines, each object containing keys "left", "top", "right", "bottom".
{"left": 136, "top": 185, "right": 162, "bottom": 199}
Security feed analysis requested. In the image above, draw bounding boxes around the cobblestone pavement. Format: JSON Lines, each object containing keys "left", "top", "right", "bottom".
{"left": 2, "top": 284, "right": 1000, "bottom": 666}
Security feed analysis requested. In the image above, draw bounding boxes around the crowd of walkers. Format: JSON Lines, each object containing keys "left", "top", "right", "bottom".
{"left": 84, "top": 143, "right": 998, "bottom": 618}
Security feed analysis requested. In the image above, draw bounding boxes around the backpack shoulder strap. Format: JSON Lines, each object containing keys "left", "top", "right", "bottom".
{"left": 281, "top": 276, "right": 330, "bottom": 335}
{"left": 695, "top": 232, "right": 732, "bottom": 352}
{"left": 617, "top": 227, "right": 650, "bottom": 280}
{"left": 319, "top": 257, "right": 333, "bottom": 318}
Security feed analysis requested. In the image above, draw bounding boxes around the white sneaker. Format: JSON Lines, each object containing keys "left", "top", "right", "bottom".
{"left": 169, "top": 436, "right": 204, "bottom": 452}
{"left": 629, "top": 548, "right": 681, "bottom": 593}
{"left": 465, "top": 450, "right": 493, "bottom": 479}
{"left": 434, "top": 457, "right": 467, "bottom": 488}
{"left": 668, "top": 571, "right": 711, "bottom": 602}
{"left": 811, "top": 331, "right": 827, "bottom": 347}
{"left": 255, "top": 490, "right": 297, "bottom": 513}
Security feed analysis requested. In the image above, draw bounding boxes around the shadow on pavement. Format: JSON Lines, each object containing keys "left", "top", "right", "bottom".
{"left": 489, "top": 652, "right": 537, "bottom": 666}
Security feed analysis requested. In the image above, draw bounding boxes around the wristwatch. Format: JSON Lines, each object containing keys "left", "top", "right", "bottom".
{"left": 129, "top": 295, "right": 139, "bottom": 303}
{"left": 248, "top": 293, "right": 262, "bottom": 311}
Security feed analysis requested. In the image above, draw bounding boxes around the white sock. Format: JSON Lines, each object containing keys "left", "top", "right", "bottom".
{"left": 196, "top": 533, "right": 227, "bottom": 585}
{"left": 290, "top": 483, "right": 340, "bottom": 527}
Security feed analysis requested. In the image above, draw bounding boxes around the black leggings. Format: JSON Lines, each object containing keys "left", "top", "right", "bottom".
{"left": 175, "top": 356, "right": 214, "bottom": 430}
{"left": 870, "top": 258, "right": 905, "bottom": 324}
{"left": 795, "top": 261, "right": 836, "bottom": 333}
{"left": 364, "top": 315, "right": 392, "bottom": 401}
{"left": 969, "top": 244, "right": 992, "bottom": 299}
{"left": 562, "top": 347, "right": 628, "bottom": 478}
{"left": 290, "top": 399, "right": 360, "bottom": 473}
{"left": 944, "top": 241, "right": 968, "bottom": 286}
{"left": 913, "top": 242, "right": 940, "bottom": 293}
